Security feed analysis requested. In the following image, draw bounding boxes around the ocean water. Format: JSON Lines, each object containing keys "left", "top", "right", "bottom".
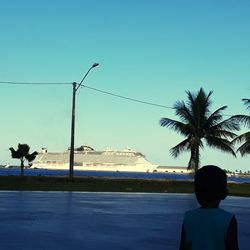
{"left": 1, "top": 167, "right": 250, "bottom": 183}
{"left": 0, "top": 191, "right": 249, "bottom": 250}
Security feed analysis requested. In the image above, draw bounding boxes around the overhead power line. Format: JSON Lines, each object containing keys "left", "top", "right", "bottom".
{"left": 0, "top": 80, "right": 173, "bottom": 109}
{"left": 0, "top": 81, "right": 71, "bottom": 85}
{"left": 82, "top": 85, "right": 173, "bottom": 109}
{"left": 0, "top": 80, "right": 240, "bottom": 114}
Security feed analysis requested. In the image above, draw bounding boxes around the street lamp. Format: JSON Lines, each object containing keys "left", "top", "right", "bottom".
{"left": 69, "top": 63, "right": 99, "bottom": 180}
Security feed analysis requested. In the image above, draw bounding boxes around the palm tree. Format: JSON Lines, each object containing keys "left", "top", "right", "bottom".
{"left": 9, "top": 144, "right": 38, "bottom": 176}
{"left": 160, "top": 88, "right": 239, "bottom": 172}
{"left": 231, "top": 98, "right": 250, "bottom": 156}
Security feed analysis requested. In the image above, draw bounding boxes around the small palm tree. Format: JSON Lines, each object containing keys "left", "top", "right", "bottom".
{"left": 160, "top": 88, "right": 239, "bottom": 172}
{"left": 9, "top": 144, "right": 38, "bottom": 176}
{"left": 231, "top": 99, "right": 250, "bottom": 156}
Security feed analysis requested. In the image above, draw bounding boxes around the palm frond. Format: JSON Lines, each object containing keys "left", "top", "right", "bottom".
{"left": 211, "top": 117, "right": 240, "bottom": 132}
{"left": 242, "top": 98, "right": 250, "bottom": 109}
{"left": 169, "top": 138, "right": 191, "bottom": 158}
{"left": 237, "top": 141, "right": 250, "bottom": 156}
{"left": 204, "top": 106, "right": 227, "bottom": 128}
{"left": 9, "top": 147, "right": 22, "bottom": 159}
{"left": 231, "top": 131, "right": 250, "bottom": 145}
{"left": 160, "top": 118, "right": 191, "bottom": 136}
{"left": 205, "top": 136, "right": 236, "bottom": 157}
{"left": 174, "top": 101, "right": 194, "bottom": 124}
{"left": 25, "top": 151, "right": 38, "bottom": 162}
{"left": 186, "top": 90, "right": 196, "bottom": 110}
{"left": 230, "top": 115, "right": 250, "bottom": 128}
{"left": 206, "top": 129, "right": 238, "bottom": 140}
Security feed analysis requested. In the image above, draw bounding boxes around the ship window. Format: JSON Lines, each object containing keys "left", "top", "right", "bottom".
{"left": 74, "top": 162, "right": 82, "bottom": 166}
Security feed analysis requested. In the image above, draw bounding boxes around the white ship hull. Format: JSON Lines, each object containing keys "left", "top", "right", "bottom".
{"left": 32, "top": 164, "right": 158, "bottom": 173}
{"left": 32, "top": 146, "right": 159, "bottom": 173}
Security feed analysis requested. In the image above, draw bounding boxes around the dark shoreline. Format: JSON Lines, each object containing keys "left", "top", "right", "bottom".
{"left": 0, "top": 176, "right": 250, "bottom": 197}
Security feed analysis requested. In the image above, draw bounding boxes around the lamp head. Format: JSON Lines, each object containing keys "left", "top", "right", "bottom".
{"left": 92, "top": 63, "right": 99, "bottom": 68}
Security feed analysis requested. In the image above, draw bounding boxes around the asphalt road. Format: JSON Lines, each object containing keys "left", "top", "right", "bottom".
{"left": 0, "top": 192, "right": 249, "bottom": 250}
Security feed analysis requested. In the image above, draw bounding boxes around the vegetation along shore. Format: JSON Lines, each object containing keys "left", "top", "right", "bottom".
{"left": 0, "top": 176, "right": 249, "bottom": 197}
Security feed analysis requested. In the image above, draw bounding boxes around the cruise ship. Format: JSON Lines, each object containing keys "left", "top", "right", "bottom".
{"left": 32, "top": 145, "right": 159, "bottom": 172}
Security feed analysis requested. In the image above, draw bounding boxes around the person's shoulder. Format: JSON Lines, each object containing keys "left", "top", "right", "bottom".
{"left": 184, "top": 208, "right": 200, "bottom": 218}
{"left": 218, "top": 208, "right": 234, "bottom": 217}
{"left": 185, "top": 208, "right": 199, "bottom": 214}
{"left": 217, "top": 208, "right": 235, "bottom": 224}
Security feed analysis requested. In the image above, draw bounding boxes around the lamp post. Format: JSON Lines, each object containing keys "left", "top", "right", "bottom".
{"left": 69, "top": 63, "right": 99, "bottom": 180}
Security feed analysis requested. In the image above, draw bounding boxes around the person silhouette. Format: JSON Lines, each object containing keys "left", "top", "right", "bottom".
{"left": 179, "top": 165, "right": 239, "bottom": 250}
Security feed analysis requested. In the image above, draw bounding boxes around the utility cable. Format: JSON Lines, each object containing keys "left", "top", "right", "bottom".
{"left": 82, "top": 85, "right": 173, "bottom": 109}
{"left": 0, "top": 81, "right": 71, "bottom": 85}
{"left": 0, "top": 80, "right": 173, "bottom": 109}
{"left": 0, "top": 80, "right": 244, "bottom": 114}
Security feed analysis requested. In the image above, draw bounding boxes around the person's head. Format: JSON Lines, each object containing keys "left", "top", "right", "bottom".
{"left": 194, "top": 165, "right": 228, "bottom": 207}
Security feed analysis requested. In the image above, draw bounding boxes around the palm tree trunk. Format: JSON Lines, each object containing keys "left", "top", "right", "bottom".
{"left": 20, "top": 159, "right": 24, "bottom": 176}
{"left": 188, "top": 146, "right": 200, "bottom": 173}
{"left": 193, "top": 146, "right": 200, "bottom": 173}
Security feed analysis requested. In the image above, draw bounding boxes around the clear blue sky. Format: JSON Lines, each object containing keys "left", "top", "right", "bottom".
{"left": 0, "top": 0, "right": 249, "bottom": 171}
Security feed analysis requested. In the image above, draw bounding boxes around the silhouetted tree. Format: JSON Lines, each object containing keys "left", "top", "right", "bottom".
{"left": 160, "top": 88, "right": 239, "bottom": 172}
{"left": 9, "top": 144, "right": 38, "bottom": 176}
{"left": 231, "top": 99, "right": 250, "bottom": 156}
